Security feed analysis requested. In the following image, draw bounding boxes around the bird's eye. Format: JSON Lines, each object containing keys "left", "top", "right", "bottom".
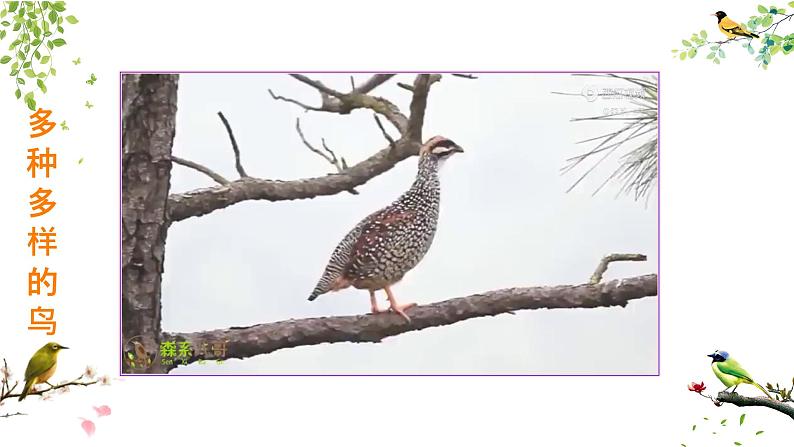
{"left": 52, "top": 345, "right": 58, "bottom": 350}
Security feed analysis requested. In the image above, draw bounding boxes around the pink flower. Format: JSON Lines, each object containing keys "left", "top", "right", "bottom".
{"left": 93, "top": 405, "right": 111, "bottom": 417}
{"left": 688, "top": 381, "right": 706, "bottom": 393}
{"left": 80, "top": 418, "right": 96, "bottom": 437}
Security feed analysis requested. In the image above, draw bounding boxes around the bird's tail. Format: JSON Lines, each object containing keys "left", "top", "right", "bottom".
{"left": 18, "top": 380, "right": 33, "bottom": 401}
{"left": 751, "top": 381, "right": 772, "bottom": 398}
{"left": 750, "top": 32, "right": 760, "bottom": 38}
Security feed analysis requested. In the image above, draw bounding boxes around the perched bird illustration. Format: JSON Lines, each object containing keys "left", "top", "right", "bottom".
{"left": 707, "top": 349, "right": 771, "bottom": 398}
{"left": 712, "top": 11, "right": 760, "bottom": 39}
{"left": 18, "top": 342, "right": 69, "bottom": 401}
{"left": 308, "top": 135, "right": 464, "bottom": 322}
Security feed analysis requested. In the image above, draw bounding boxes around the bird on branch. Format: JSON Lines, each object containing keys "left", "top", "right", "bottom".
{"left": 707, "top": 349, "right": 771, "bottom": 398}
{"left": 712, "top": 11, "right": 760, "bottom": 39}
{"left": 308, "top": 136, "right": 464, "bottom": 322}
{"left": 18, "top": 342, "right": 69, "bottom": 401}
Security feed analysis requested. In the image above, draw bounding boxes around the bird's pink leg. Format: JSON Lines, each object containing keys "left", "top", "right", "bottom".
{"left": 369, "top": 290, "right": 385, "bottom": 314}
{"left": 384, "top": 285, "right": 416, "bottom": 322}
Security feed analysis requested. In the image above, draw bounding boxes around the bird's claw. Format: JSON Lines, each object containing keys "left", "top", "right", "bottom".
{"left": 389, "top": 302, "right": 416, "bottom": 323}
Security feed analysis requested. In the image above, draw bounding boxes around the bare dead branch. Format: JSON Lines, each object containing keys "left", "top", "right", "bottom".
{"left": 268, "top": 89, "right": 324, "bottom": 112}
{"left": 217, "top": 111, "right": 248, "bottom": 178}
{"left": 406, "top": 74, "right": 442, "bottom": 141}
{"left": 160, "top": 273, "right": 656, "bottom": 372}
{"left": 290, "top": 74, "right": 345, "bottom": 99}
{"left": 716, "top": 391, "right": 794, "bottom": 420}
{"left": 168, "top": 139, "right": 422, "bottom": 221}
{"left": 352, "top": 74, "right": 396, "bottom": 94}
{"left": 590, "top": 253, "right": 648, "bottom": 284}
{"left": 397, "top": 82, "right": 414, "bottom": 92}
{"left": 170, "top": 156, "right": 230, "bottom": 185}
{"left": 270, "top": 74, "right": 409, "bottom": 134}
{"left": 373, "top": 114, "right": 397, "bottom": 151}
{"left": 452, "top": 73, "right": 479, "bottom": 79}
{"left": 294, "top": 118, "right": 358, "bottom": 195}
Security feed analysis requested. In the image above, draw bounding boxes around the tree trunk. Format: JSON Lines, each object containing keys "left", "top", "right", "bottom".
{"left": 121, "top": 74, "right": 179, "bottom": 373}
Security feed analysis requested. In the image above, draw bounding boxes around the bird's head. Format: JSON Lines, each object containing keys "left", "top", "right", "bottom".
{"left": 43, "top": 342, "right": 69, "bottom": 355}
{"left": 707, "top": 349, "right": 729, "bottom": 362}
{"left": 711, "top": 11, "right": 727, "bottom": 21}
{"left": 419, "top": 135, "right": 464, "bottom": 160}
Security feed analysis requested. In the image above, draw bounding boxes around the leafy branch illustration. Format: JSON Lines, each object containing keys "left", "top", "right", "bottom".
{"left": 673, "top": 3, "right": 794, "bottom": 69}
{"left": 0, "top": 358, "right": 110, "bottom": 418}
{"left": 0, "top": 1, "right": 78, "bottom": 110}
{"left": 688, "top": 378, "right": 794, "bottom": 420}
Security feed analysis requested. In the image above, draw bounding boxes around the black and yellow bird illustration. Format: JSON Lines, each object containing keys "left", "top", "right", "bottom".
{"left": 712, "top": 11, "right": 760, "bottom": 39}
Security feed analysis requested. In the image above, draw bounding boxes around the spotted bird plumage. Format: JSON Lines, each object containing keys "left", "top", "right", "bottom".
{"left": 308, "top": 136, "right": 463, "bottom": 321}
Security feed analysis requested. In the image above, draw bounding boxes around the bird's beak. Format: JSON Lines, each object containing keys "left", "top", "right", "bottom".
{"left": 706, "top": 353, "right": 714, "bottom": 358}
{"left": 451, "top": 145, "right": 464, "bottom": 153}
{"left": 61, "top": 346, "right": 70, "bottom": 349}
{"left": 710, "top": 13, "right": 716, "bottom": 16}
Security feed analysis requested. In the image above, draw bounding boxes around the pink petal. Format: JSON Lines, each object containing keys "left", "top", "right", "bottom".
{"left": 81, "top": 419, "right": 96, "bottom": 437}
{"left": 93, "top": 405, "right": 112, "bottom": 417}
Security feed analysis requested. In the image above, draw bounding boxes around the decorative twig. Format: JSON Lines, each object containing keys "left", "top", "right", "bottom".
{"left": 170, "top": 156, "right": 230, "bottom": 185}
{"left": 590, "top": 253, "right": 648, "bottom": 284}
{"left": 0, "top": 412, "right": 27, "bottom": 418}
{"left": 217, "top": 111, "right": 248, "bottom": 178}
{"left": 716, "top": 391, "right": 794, "bottom": 420}
{"left": 451, "top": 73, "right": 479, "bottom": 79}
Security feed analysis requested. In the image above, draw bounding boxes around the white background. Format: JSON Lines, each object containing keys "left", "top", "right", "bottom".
{"left": 1, "top": 0, "right": 793, "bottom": 444}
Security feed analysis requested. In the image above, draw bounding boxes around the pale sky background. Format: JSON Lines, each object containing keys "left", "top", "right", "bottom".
{"left": 161, "top": 73, "right": 658, "bottom": 374}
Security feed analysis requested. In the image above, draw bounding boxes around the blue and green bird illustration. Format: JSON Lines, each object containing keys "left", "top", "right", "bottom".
{"left": 707, "top": 349, "right": 771, "bottom": 398}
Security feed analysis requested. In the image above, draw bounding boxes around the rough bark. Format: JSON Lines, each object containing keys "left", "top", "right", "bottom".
{"left": 161, "top": 273, "right": 657, "bottom": 373}
{"left": 121, "top": 74, "right": 179, "bottom": 373}
{"left": 717, "top": 391, "right": 794, "bottom": 420}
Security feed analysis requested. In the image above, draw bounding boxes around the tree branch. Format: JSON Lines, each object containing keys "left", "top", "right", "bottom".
{"left": 167, "top": 139, "right": 422, "bottom": 222}
{"left": 217, "top": 111, "right": 248, "bottom": 178}
{"left": 170, "top": 155, "right": 230, "bottom": 185}
{"left": 717, "top": 391, "right": 794, "bottom": 420}
{"left": 294, "top": 118, "right": 358, "bottom": 195}
{"left": 161, "top": 273, "right": 656, "bottom": 372}
{"left": 167, "top": 74, "right": 448, "bottom": 222}
{"left": 590, "top": 253, "right": 647, "bottom": 284}
{"left": 406, "top": 74, "right": 442, "bottom": 141}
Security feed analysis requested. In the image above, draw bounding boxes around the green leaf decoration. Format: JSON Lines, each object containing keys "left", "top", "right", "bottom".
{"left": 734, "top": 443, "right": 742, "bottom": 446}
{"left": 23, "top": 90, "right": 35, "bottom": 110}
{"left": 64, "top": 15, "right": 77, "bottom": 24}
{"left": 682, "top": 40, "right": 691, "bottom": 47}
{"left": 700, "top": 30, "right": 707, "bottom": 38}
{"left": 720, "top": 419, "right": 727, "bottom": 426}
{"left": 679, "top": 51, "right": 686, "bottom": 60}
{"left": 739, "top": 414, "right": 745, "bottom": 425}
{"left": 0, "top": 55, "right": 10, "bottom": 63}
{"left": 692, "top": 424, "right": 696, "bottom": 431}
{"left": 50, "top": 37, "right": 65, "bottom": 46}
{"left": 688, "top": 48, "right": 697, "bottom": 58}
{"left": 759, "top": 5, "right": 768, "bottom": 13}
{"left": 756, "top": 431, "right": 764, "bottom": 435}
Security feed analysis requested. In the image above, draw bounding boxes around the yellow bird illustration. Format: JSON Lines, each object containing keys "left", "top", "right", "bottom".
{"left": 712, "top": 11, "right": 760, "bottom": 39}
{"left": 18, "top": 342, "right": 69, "bottom": 401}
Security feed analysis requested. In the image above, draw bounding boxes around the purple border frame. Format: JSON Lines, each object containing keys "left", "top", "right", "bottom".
{"left": 120, "top": 71, "right": 660, "bottom": 377}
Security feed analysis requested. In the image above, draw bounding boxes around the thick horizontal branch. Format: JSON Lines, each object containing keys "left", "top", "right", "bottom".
{"left": 167, "top": 139, "right": 421, "bottom": 222}
{"left": 162, "top": 273, "right": 657, "bottom": 372}
{"left": 717, "top": 391, "right": 794, "bottom": 420}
